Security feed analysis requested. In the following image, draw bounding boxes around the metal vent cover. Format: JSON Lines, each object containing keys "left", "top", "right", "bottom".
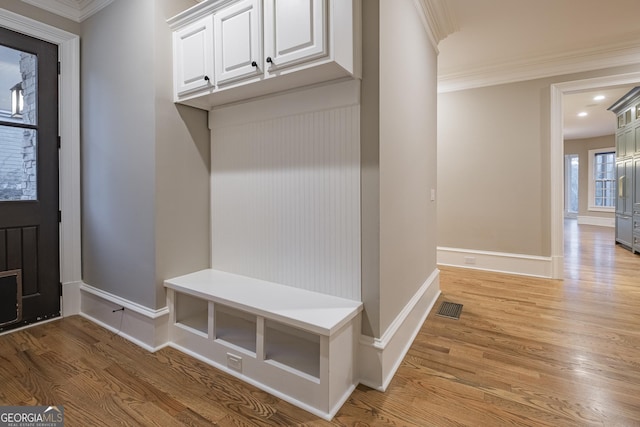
{"left": 436, "top": 301, "right": 463, "bottom": 320}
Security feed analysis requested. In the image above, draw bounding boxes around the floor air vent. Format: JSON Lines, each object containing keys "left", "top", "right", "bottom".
{"left": 436, "top": 301, "right": 463, "bottom": 320}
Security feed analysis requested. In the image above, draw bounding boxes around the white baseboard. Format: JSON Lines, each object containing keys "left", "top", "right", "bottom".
{"left": 79, "top": 283, "right": 169, "bottom": 352}
{"left": 577, "top": 215, "right": 615, "bottom": 228}
{"left": 437, "top": 247, "right": 553, "bottom": 278}
{"left": 358, "top": 268, "right": 441, "bottom": 391}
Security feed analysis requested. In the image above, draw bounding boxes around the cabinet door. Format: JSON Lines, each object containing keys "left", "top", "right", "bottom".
{"left": 625, "top": 128, "right": 635, "bottom": 156}
{"left": 616, "top": 131, "right": 627, "bottom": 158}
{"left": 174, "top": 15, "right": 214, "bottom": 96}
{"left": 214, "top": 0, "right": 262, "bottom": 86}
{"left": 617, "top": 161, "right": 626, "bottom": 214}
{"left": 616, "top": 160, "right": 634, "bottom": 216}
{"left": 624, "top": 159, "right": 634, "bottom": 216}
{"left": 616, "top": 215, "right": 633, "bottom": 247}
{"left": 635, "top": 158, "right": 640, "bottom": 211}
{"left": 635, "top": 125, "right": 640, "bottom": 154}
{"left": 264, "top": 0, "right": 327, "bottom": 71}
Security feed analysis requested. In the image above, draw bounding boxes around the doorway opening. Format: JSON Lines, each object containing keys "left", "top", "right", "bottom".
{"left": 552, "top": 72, "right": 640, "bottom": 279}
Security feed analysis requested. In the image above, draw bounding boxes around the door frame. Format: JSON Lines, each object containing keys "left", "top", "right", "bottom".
{"left": 0, "top": 8, "right": 81, "bottom": 316}
{"left": 550, "top": 71, "right": 640, "bottom": 279}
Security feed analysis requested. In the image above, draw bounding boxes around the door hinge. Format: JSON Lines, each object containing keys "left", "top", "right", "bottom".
{"left": 58, "top": 210, "right": 62, "bottom": 223}
{"left": 57, "top": 136, "right": 61, "bottom": 149}
{"left": 59, "top": 282, "right": 63, "bottom": 297}
{"left": 57, "top": 61, "right": 61, "bottom": 75}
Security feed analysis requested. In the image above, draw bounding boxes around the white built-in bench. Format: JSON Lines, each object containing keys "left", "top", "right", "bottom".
{"left": 164, "top": 269, "right": 363, "bottom": 420}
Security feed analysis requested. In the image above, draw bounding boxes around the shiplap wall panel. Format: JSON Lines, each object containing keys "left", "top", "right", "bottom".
{"left": 211, "top": 104, "right": 361, "bottom": 301}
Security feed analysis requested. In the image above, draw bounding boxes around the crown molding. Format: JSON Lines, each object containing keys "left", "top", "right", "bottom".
{"left": 21, "top": 0, "right": 114, "bottom": 22}
{"left": 412, "top": 0, "right": 458, "bottom": 53}
{"left": 438, "top": 38, "right": 640, "bottom": 93}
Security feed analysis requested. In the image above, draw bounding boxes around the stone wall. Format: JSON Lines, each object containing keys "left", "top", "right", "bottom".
{"left": 0, "top": 121, "right": 23, "bottom": 200}
{"left": 20, "top": 52, "right": 37, "bottom": 200}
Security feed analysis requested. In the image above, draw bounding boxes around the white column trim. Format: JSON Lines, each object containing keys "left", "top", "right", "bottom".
{"left": 0, "top": 8, "right": 82, "bottom": 314}
{"left": 550, "top": 83, "right": 564, "bottom": 280}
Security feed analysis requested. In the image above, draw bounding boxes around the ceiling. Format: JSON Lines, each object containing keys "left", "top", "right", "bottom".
{"left": 437, "top": 0, "right": 640, "bottom": 140}
{"left": 562, "top": 86, "right": 635, "bottom": 140}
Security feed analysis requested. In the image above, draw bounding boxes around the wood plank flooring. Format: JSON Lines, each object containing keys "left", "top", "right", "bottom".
{"left": 1, "top": 221, "right": 639, "bottom": 425}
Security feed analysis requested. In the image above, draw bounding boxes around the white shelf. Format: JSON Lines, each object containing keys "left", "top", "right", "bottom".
{"left": 165, "top": 269, "right": 362, "bottom": 335}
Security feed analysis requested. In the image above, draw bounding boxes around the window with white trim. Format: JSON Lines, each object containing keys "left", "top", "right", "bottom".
{"left": 587, "top": 148, "right": 616, "bottom": 211}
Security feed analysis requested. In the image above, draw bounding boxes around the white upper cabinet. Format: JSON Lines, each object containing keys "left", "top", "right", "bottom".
{"left": 168, "top": 0, "right": 360, "bottom": 109}
{"left": 264, "top": 0, "right": 326, "bottom": 71}
{"left": 214, "top": 0, "right": 262, "bottom": 86}
{"left": 173, "top": 15, "right": 214, "bottom": 96}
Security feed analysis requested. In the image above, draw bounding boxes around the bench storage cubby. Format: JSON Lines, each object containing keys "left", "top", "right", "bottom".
{"left": 164, "top": 269, "right": 363, "bottom": 420}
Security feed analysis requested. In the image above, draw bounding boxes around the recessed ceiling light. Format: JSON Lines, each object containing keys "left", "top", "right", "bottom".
{"left": 578, "top": 112, "right": 588, "bottom": 117}
{"left": 593, "top": 95, "right": 605, "bottom": 101}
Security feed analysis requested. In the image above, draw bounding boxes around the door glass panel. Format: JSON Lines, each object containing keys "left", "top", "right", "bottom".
{"left": 0, "top": 125, "right": 37, "bottom": 201}
{"left": 0, "top": 44, "right": 37, "bottom": 125}
{"left": 1, "top": 44, "right": 38, "bottom": 201}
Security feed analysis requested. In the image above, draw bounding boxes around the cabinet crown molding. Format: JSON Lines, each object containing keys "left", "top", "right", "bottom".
{"left": 167, "top": 0, "right": 236, "bottom": 29}
{"left": 608, "top": 86, "right": 640, "bottom": 114}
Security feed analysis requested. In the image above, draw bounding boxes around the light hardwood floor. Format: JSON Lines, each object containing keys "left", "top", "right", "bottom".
{"left": 0, "top": 221, "right": 639, "bottom": 426}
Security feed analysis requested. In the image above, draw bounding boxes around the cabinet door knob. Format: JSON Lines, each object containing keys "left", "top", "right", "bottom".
{"left": 266, "top": 57, "right": 273, "bottom": 64}
{"left": 204, "top": 75, "right": 210, "bottom": 82}
{"left": 251, "top": 61, "right": 257, "bottom": 67}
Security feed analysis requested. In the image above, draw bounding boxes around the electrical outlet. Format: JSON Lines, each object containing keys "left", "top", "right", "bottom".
{"left": 464, "top": 256, "right": 476, "bottom": 265}
{"left": 227, "top": 353, "right": 242, "bottom": 372}
{"left": 430, "top": 189, "right": 436, "bottom": 201}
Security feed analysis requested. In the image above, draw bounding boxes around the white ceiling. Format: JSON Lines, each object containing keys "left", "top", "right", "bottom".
{"left": 437, "top": 0, "right": 640, "bottom": 140}
{"left": 563, "top": 86, "right": 635, "bottom": 140}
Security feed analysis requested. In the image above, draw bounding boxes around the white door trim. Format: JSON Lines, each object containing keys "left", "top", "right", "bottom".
{"left": 550, "top": 71, "right": 640, "bottom": 279}
{"left": 0, "top": 8, "right": 81, "bottom": 314}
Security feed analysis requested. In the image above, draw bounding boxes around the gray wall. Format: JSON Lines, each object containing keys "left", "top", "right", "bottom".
{"left": 361, "top": 0, "right": 438, "bottom": 337}
{"left": 438, "top": 64, "right": 640, "bottom": 257}
{"left": 81, "top": 0, "right": 209, "bottom": 310}
{"left": 154, "top": 0, "right": 210, "bottom": 309}
{"left": 564, "top": 135, "right": 616, "bottom": 219}
{"left": 81, "top": 0, "right": 157, "bottom": 308}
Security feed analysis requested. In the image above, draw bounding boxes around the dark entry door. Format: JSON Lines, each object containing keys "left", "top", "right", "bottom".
{"left": 0, "top": 26, "right": 59, "bottom": 332}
